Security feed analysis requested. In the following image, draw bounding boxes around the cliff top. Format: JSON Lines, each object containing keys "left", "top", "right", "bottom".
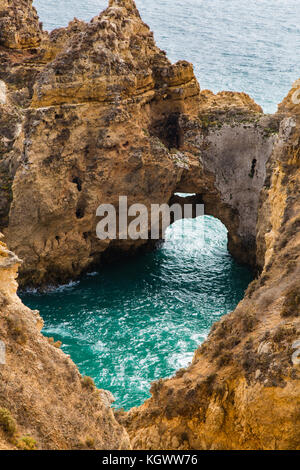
{"left": 198, "top": 89, "right": 263, "bottom": 115}
{"left": 0, "top": 0, "right": 42, "bottom": 49}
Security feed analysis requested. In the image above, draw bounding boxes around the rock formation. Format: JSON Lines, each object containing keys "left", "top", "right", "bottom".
{"left": 120, "top": 85, "right": 300, "bottom": 449}
{"left": 0, "top": 0, "right": 280, "bottom": 287}
{"left": 0, "top": 0, "right": 299, "bottom": 451}
{"left": 0, "top": 234, "right": 130, "bottom": 449}
{"left": 0, "top": 0, "right": 42, "bottom": 50}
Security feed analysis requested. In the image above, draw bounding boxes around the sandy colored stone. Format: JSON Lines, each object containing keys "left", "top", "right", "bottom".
{"left": 120, "top": 84, "right": 300, "bottom": 450}
{"left": 0, "top": 235, "right": 130, "bottom": 450}
{"left": 0, "top": 0, "right": 42, "bottom": 49}
{"left": 0, "top": 0, "right": 299, "bottom": 451}
{"left": 0, "top": 0, "right": 280, "bottom": 285}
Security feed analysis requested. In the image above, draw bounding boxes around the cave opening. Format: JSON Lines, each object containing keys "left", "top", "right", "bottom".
{"left": 72, "top": 176, "right": 82, "bottom": 192}
{"left": 150, "top": 113, "right": 182, "bottom": 149}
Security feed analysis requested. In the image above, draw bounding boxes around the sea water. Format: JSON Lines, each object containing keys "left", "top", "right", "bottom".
{"left": 33, "top": 0, "right": 300, "bottom": 113}
{"left": 22, "top": 217, "right": 252, "bottom": 409}
{"left": 22, "top": 0, "right": 299, "bottom": 409}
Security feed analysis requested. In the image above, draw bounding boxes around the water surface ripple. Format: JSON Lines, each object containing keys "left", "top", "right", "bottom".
{"left": 22, "top": 217, "right": 252, "bottom": 409}
{"left": 34, "top": 0, "right": 300, "bottom": 113}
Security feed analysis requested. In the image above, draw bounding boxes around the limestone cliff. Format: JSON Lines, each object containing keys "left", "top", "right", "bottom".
{"left": 0, "top": 234, "right": 130, "bottom": 449}
{"left": 0, "top": 0, "right": 42, "bottom": 50}
{"left": 0, "top": 0, "right": 201, "bottom": 287}
{"left": 119, "top": 86, "right": 300, "bottom": 450}
{"left": 0, "top": 0, "right": 299, "bottom": 451}
{"left": 0, "top": 0, "right": 280, "bottom": 286}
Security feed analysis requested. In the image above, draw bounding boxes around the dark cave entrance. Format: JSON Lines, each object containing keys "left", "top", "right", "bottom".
{"left": 150, "top": 113, "right": 182, "bottom": 149}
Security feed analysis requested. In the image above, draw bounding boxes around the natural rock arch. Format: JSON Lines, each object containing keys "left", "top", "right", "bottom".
{"left": 0, "top": 0, "right": 287, "bottom": 287}
{"left": 0, "top": 0, "right": 299, "bottom": 453}
{"left": 170, "top": 107, "right": 279, "bottom": 268}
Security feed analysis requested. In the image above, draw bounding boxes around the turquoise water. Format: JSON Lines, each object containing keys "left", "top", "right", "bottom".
{"left": 33, "top": 0, "right": 300, "bottom": 113}
{"left": 22, "top": 217, "right": 252, "bottom": 409}
{"left": 24, "top": 0, "right": 293, "bottom": 409}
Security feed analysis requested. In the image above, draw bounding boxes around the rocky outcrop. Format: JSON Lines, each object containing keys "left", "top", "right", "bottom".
{"left": 0, "top": 0, "right": 299, "bottom": 451}
{"left": 0, "top": 0, "right": 201, "bottom": 287}
{"left": 176, "top": 91, "right": 280, "bottom": 266}
{"left": 0, "top": 0, "right": 42, "bottom": 49}
{"left": 118, "top": 86, "right": 300, "bottom": 450}
{"left": 0, "top": 0, "right": 280, "bottom": 286}
{"left": 0, "top": 234, "right": 130, "bottom": 450}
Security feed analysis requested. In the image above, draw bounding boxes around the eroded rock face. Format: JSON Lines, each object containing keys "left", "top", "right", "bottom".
{"left": 0, "top": 0, "right": 42, "bottom": 49}
{"left": 118, "top": 85, "right": 300, "bottom": 450}
{"left": 0, "top": 0, "right": 280, "bottom": 285}
{"left": 31, "top": 0, "right": 198, "bottom": 108}
{"left": 0, "top": 0, "right": 201, "bottom": 286}
{"left": 176, "top": 92, "right": 280, "bottom": 266}
{"left": 0, "top": 234, "right": 130, "bottom": 450}
{"left": 0, "top": 0, "right": 299, "bottom": 451}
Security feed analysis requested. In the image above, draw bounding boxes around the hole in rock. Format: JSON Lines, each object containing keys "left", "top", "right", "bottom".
{"left": 72, "top": 177, "right": 82, "bottom": 192}
{"left": 174, "top": 192, "right": 196, "bottom": 197}
{"left": 249, "top": 159, "right": 257, "bottom": 178}
{"left": 75, "top": 200, "right": 86, "bottom": 219}
{"left": 21, "top": 215, "right": 253, "bottom": 411}
{"left": 150, "top": 113, "right": 182, "bottom": 149}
